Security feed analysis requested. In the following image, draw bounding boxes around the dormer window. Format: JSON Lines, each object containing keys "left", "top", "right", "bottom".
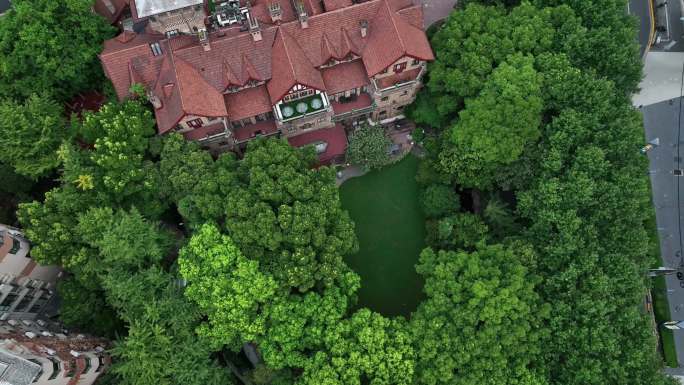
{"left": 150, "top": 42, "right": 163, "bottom": 56}
{"left": 394, "top": 62, "right": 406, "bottom": 73}
{"left": 412, "top": 59, "right": 420, "bottom": 66}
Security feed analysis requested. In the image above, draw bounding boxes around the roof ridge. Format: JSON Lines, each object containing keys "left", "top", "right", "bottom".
{"left": 384, "top": 0, "right": 405, "bottom": 52}
{"left": 321, "top": 31, "right": 338, "bottom": 61}
{"left": 275, "top": 28, "right": 297, "bottom": 85}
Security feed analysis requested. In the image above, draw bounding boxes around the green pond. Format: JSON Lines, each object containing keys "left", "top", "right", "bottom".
{"left": 339, "top": 155, "right": 426, "bottom": 317}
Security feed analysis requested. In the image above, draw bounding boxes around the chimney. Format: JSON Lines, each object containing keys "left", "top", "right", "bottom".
{"left": 248, "top": 14, "right": 262, "bottom": 41}
{"left": 198, "top": 28, "right": 211, "bottom": 51}
{"left": 295, "top": 1, "right": 308, "bottom": 28}
{"left": 360, "top": 20, "right": 368, "bottom": 38}
{"left": 268, "top": 2, "right": 282, "bottom": 23}
{"left": 148, "top": 93, "right": 163, "bottom": 109}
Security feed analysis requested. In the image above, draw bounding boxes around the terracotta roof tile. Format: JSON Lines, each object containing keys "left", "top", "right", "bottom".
{"left": 173, "top": 56, "right": 228, "bottom": 117}
{"left": 183, "top": 121, "right": 226, "bottom": 140}
{"left": 100, "top": 0, "right": 432, "bottom": 129}
{"left": 287, "top": 123, "right": 347, "bottom": 163}
{"left": 375, "top": 66, "right": 420, "bottom": 89}
{"left": 323, "top": 0, "right": 353, "bottom": 12}
{"left": 93, "top": 0, "right": 131, "bottom": 23}
{"left": 330, "top": 92, "right": 372, "bottom": 114}
{"left": 233, "top": 120, "right": 279, "bottom": 141}
{"left": 267, "top": 28, "right": 326, "bottom": 103}
{"left": 361, "top": 0, "right": 433, "bottom": 76}
{"left": 152, "top": 55, "right": 185, "bottom": 133}
{"left": 225, "top": 85, "right": 273, "bottom": 121}
{"left": 321, "top": 59, "right": 369, "bottom": 94}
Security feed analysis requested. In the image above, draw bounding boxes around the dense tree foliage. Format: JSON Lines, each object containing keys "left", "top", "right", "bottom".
{"left": 346, "top": 125, "right": 393, "bottom": 171}
{"left": 11, "top": 0, "right": 672, "bottom": 383}
{"left": 0, "top": 0, "right": 114, "bottom": 101}
{"left": 437, "top": 54, "right": 543, "bottom": 188}
{"left": 180, "top": 224, "right": 278, "bottom": 350}
{"left": 208, "top": 139, "right": 358, "bottom": 293}
{"left": 411, "top": 244, "right": 547, "bottom": 385}
{"left": 0, "top": 94, "right": 68, "bottom": 178}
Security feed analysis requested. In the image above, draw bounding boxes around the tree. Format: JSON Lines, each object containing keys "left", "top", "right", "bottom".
{"left": 426, "top": 213, "right": 489, "bottom": 250}
{"left": 104, "top": 263, "right": 235, "bottom": 385}
{"left": 345, "top": 125, "right": 393, "bottom": 171}
{"left": 56, "top": 277, "right": 124, "bottom": 338}
{"left": 411, "top": 244, "right": 548, "bottom": 385}
{"left": 298, "top": 309, "right": 415, "bottom": 385}
{"left": 0, "top": 94, "right": 68, "bottom": 178}
{"left": 0, "top": 0, "right": 115, "bottom": 101}
{"left": 483, "top": 194, "right": 517, "bottom": 239}
{"left": 179, "top": 224, "right": 278, "bottom": 350}
{"left": 419, "top": 184, "right": 460, "bottom": 218}
{"left": 534, "top": 0, "right": 642, "bottom": 94}
{"left": 437, "top": 54, "right": 543, "bottom": 189}
{"left": 223, "top": 138, "right": 358, "bottom": 292}
{"left": 158, "top": 134, "right": 238, "bottom": 226}
{"left": 408, "top": 2, "right": 576, "bottom": 128}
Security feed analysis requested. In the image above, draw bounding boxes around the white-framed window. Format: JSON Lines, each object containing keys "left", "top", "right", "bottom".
{"left": 187, "top": 118, "right": 203, "bottom": 128}
{"left": 150, "top": 42, "right": 163, "bottom": 56}
{"left": 394, "top": 62, "right": 407, "bottom": 73}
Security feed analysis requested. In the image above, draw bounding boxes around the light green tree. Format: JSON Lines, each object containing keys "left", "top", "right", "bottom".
{"left": 179, "top": 224, "right": 278, "bottom": 350}
{"left": 411, "top": 244, "right": 548, "bottom": 385}
{"left": 346, "top": 125, "right": 393, "bottom": 171}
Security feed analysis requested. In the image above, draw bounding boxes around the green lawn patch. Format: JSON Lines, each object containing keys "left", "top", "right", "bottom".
{"left": 339, "top": 155, "right": 426, "bottom": 317}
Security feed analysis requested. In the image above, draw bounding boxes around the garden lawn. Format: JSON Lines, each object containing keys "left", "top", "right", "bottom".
{"left": 340, "top": 155, "right": 426, "bottom": 317}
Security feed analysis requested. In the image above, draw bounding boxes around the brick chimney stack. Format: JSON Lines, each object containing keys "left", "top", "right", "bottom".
{"left": 268, "top": 2, "right": 282, "bottom": 23}
{"left": 360, "top": 20, "right": 368, "bottom": 38}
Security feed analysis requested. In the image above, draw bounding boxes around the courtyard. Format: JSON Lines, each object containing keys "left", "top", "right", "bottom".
{"left": 339, "top": 155, "right": 426, "bottom": 317}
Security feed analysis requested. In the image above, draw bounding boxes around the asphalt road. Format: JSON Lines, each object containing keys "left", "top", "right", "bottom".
{"left": 629, "top": 0, "right": 653, "bottom": 57}
{"left": 644, "top": 96, "right": 684, "bottom": 366}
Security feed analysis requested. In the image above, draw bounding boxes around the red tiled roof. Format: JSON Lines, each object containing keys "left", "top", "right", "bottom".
{"left": 361, "top": 0, "right": 433, "bottom": 76}
{"left": 93, "top": 0, "right": 131, "bottom": 24}
{"left": 330, "top": 92, "right": 372, "bottom": 114}
{"left": 152, "top": 55, "right": 185, "bottom": 133}
{"left": 173, "top": 28, "right": 275, "bottom": 92}
{"left": 100, "top": 0, "right": 432, "bottom": 130}
{"left": 183, "top": 121, "right": 226, "bottom": 140}
{"left": 268, "top": 28, "right": 326, "bottom": 103}
{"left": 100, "top": 32, "right": 166, "bottom": 99}
{"left": 233, "top": 120, "right": 279, "bottom": 142}
{"left": 375, "top": 67, "right": 421, "bottom": 89}
{"left": 288, "top": 124, "right": 347, "bottom": 163}
{"left": 225, "top": 86, "right": 273, "bottom": 121}
{"left": 174, "top": 56, "right": 228, "bottom": 117}
{"left": 323, "top": 0, "right": 353, "bottom": 12}
{"left": 321, "top": 59, "right": 369, "bottom": 94}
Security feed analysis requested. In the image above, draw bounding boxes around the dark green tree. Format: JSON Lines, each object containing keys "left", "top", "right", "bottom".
{"left": 0, "top": 0, "right": 115, "bottom": 101}
{"left": 0, "top": 94, "right": 68, "bottom": 178}
{"left": 419, "top": 184, "right": 460, "bottom": 218}
{"left": 437, "top": 54, "right": 543, "bottom": 189}
{"left": 346, "top": 125, "right": 393, "bottom": 171}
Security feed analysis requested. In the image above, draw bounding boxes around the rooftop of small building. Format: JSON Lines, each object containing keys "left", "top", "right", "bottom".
{"left": 0, "top": 349, "right": 41, "bottom": 385}
{"left": 134, "top": 0, "right": 204, "bottom": 18}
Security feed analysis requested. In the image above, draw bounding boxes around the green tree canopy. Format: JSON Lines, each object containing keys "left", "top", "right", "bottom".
{"left": 0, "top": 94, "right": 68, "bottom": 178}
{"left": 437, "top": 54, "right": 543, "bottom": 189}
{"left": 223, "top": 138, "right": 358, "bottom": 292}
{"left": 0, "top": 0, "right": 115, "bottom": 101}
{"left": 179, "top": 224, "right": 278, "bottom": 350}
{"left": 411, "top": 244, "right": 548, "bottom": 385}
{"left": 346, "top": 125, "right": 393, "bottom": 171}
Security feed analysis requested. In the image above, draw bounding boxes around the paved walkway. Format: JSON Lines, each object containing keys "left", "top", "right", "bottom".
{"left": 643, "top": 97, "right": 684, "bottom": 367}
{"left": 421, "top": 0, "right": 457, "bottom": 28}
{"left": 633, "top": 52, "right": 684, "bottom": 107}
